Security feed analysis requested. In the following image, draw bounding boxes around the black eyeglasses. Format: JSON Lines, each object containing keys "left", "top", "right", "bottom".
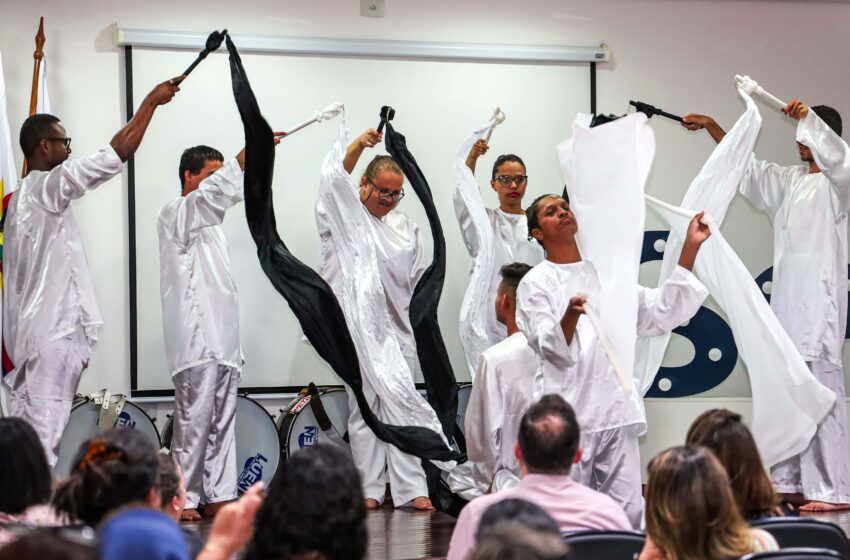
{"left": 494, "top": 175, "right": 528, "bottom": 187}
{"left": 47, "top": 137, "right": 72, "bottom": 149}
{"left": 369, "top": 180, "right": 405, "bottom": 202}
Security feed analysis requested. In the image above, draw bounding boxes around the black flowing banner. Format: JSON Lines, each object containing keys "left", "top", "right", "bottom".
{"left": 225, "top": 37, "right": 463, "bottom": 463}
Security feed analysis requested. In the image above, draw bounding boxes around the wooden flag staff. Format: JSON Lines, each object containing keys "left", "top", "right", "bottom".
{"left": 22, "top": 17, "right": 46, "bottom": 177}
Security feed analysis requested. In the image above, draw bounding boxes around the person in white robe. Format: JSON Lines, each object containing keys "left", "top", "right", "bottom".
{"left": 316, "top": 128, "right": 433, "bottom": 510}
{"left": 1, "top": 78, "right": 180, "bottom": 468}
{"left": 683, "top": 100, "right": 850, "bottom": 510}
{"left": 457, "top": 143, "right": 544, "bottom": 346}
{"left": 464, "top": 261, "right": 537, "bottom": 493}
{"left": 158, "top": 138, "right": 279, "bottom": 520}
{"left": 516, "top": 194, "right": 711, "bottom": 527}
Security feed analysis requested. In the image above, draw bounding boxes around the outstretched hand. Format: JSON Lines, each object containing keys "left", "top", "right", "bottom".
{"left": 468, "top": 139, "right": 489, "bottom": 160}
{"left": 782, "top": 99, "right": 810, "bottom": 121}
{"left": 680, "top": 113, "right": 714, "bottom": 131}
{"left": 147, "top": 76, "right": 184, "bottom": 106}
{"left": 199, "top": 482, "right": 265, "bottom": 560}
{"left": 567, "top": 296, "right": 586, "bottom": 317}
{"left": 685, "top": 211, "right": 711, "bottom": 245}
{"left": 358, "top": 128, "right": 383, "bottom": 149}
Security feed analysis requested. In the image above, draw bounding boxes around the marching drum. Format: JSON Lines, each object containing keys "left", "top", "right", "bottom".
{"left": 161, "top": 395, "right": 281, "bottom": 493}
{"left": 455, "top": 383, "right": 473, "bottom": 436}
{"left": 55, "top": 397, "right": 161, "bottom": 477}
{"left": 276, "top": 386, "right": 351, "bottom": 459}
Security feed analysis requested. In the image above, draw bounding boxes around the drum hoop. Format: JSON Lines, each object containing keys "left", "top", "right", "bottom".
{"left": 283, "top": 387, "right": 348, "bottom": 456}
{"left": 68, "top": 399, "right": 161, "bottom": 446}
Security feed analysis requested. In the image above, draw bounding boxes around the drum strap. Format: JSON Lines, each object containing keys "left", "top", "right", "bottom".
{"left": 307, "top": 383, "right": 349, "bottom": 445}
{"left": 88, "top": 390, "right": 127, "bottom": 431}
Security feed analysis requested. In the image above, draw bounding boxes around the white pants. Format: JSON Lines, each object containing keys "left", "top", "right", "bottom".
{"left": 572, "top": 424, "right": 643, "bottom": 529}
{"left": 172, "top": 363, "right": 239, "bottom": 509}
{"left": 346, "top": 358, "right": 428, "bottom": 507}
{"left": 772, "top": 359, "right": 850, "bottom": 503}
{"left": 2, "top": 330, "right": 89, "bottom": 468}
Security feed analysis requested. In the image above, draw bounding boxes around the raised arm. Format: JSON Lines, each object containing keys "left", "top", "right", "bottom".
{"left": 343, "top": 128, "right": 382, "bottom": 174}
{"left": 110, "top": 77, "right": 182, "bottom": 162}
{"left": 681, "top": 113, "right": 727, "bottom": 144}
{"left": 793, "top": 101, "right": 850, "bottom": 193}
{"left": 516, "top": 276, "right": 582, "bottom": 371}
{"left": 465, "top": 138, "right": 490, "bottom": 174}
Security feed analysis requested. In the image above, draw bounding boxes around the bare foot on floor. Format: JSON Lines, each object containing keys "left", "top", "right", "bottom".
{"left": 365, "top": 498, "right": 380, "bottom": 510}
{"left": 799, "top": 501, "right": 850, "bottom": 512}
{"left": 180, "top": 508, "right": 202, "bottom": 521}
{"left": 412, "top": 496, "right": 435, "bottom": 511}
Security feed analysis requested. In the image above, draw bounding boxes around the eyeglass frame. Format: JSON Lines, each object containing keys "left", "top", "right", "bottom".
{"left": 46, "top": 137, "right": 72, "bottom": 149}
{"left": 493, "top": 174, "right": 528, "bottom": 187}
{"left": 368, "top": 180, "right": 405, "bottom": 203}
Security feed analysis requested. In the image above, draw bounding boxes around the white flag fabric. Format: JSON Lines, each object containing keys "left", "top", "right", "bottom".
{"left": 0, "top": 49, "right": 16, "bottom": 415}
{"left": 641, "top": 87, "right": 835, "bottom": 468}
{"left": 36, "top": 56, "right": 51, "bottom": 114}
{"left": 453, "top": 119, "right": 500, "bottom": 379}
{"left": 557, "top": 113, "right": 655, "bottom": 393}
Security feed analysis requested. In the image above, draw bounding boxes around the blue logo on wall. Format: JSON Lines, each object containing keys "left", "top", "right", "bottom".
{"left": 237, "top": 453, "right": 268, "bottom": 492}
{"left": 115, "top": 411, "right": 136, "bottom": 429}
{"left": 298, "top": 426, "right": 319, "bottom": 448}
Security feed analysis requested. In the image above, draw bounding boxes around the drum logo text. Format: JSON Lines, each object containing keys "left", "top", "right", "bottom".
{"left": 116, "top": 412, "right": 136, "bottom": 429}
{"left": 298, "top": 425, "right": 319, "bottom": 448}
{"left": 238, "top": 453, "right": 268, "bottom": 492}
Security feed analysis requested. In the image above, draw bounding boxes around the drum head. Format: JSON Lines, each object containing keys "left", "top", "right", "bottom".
{"left": 55, "top": 400, "right": 161, "bottom": 477}
{"left": 456, "top": 383, "right": 473, "bottom": 436}
{"left": 235, "top": 396, "right": 281, "bottom": 493}
{"left": 280, "top": 388, "right": 350, "bottom": 459}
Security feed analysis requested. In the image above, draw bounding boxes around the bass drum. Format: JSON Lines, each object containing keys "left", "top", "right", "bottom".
{"left": 276, "top": 387, "right": 351, "bottom": 459}
{"left": 161, "top": 395, "right": 281, "bottom": 494}
{"left": 56, "top": 397, "right": 161, "bottom": 477}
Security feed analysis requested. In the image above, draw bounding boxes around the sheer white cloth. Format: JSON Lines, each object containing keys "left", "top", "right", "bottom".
{"left": 157, "top": 159, "right": 245, "bottom": 375}
{"left": 453, "top": 122, "right": 543, "bottom": 378}
{"left": 317, "top": 123, "right": 452, "bottom": 459}
{"left": 642, "top": 89, "right": 836, "bottom": 468}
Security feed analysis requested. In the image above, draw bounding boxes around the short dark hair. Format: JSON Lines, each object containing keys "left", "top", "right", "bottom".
{"left": 476, "top": 499, "right": 560, "bottom": 542}
{"left": 156, "top": 452, "right": 181, "bottom": 509}
{"left": 0, "top": 417, "right": 52, "bottom": 514}
{"left": 499, "top": 262, "right": 533, "bottom": 295}
{"left": 517, "top": 394, "right": 580, "bottom": 474}
{"left": 491, "top": 154, "right": 526, "bottom": 181}
{"left": 19, "top": 113, "right": 61, "bottom": 158}
{"left": 52, "top": 428, "right": 160, "bottom": 526}
{"left": 244, "top": 445, "right": 367, "bottom": 560}
{"left": 525, "top": 194, "right": 563, "bottom": 247}
{"left": 469, "top": 525, "right": 568, "bottom": 560}
{"left": 179, "top": 145, "right": 224, "bottom": 188}
{"left": 812, "top": 105, "right": 843, "bottom": 137}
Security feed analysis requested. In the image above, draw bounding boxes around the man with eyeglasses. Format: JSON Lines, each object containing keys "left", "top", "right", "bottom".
{"left": 315, "top": 127, "right": 434, "bottom": 511}
{"left": 2, "top": 77, "right": 181, "bottom": 467}
{"left": 458, "top": 141, "right": 544, "bottom": 347}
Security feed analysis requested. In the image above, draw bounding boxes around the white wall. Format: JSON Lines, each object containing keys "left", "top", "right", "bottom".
{"left": 1, "top": 0, "right": 848, "bottom": 430}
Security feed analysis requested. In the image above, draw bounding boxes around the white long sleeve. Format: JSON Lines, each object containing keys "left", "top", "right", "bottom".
{"left": 798, "top": 110, "right": 850, "bottom": 212}
{"left": 637, "top": 265, "right": 709, "bottom": 336}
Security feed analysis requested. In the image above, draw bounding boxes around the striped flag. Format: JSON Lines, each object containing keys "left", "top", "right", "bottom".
{"left": 0, "top": 50, "right": 17, "bottom": 379}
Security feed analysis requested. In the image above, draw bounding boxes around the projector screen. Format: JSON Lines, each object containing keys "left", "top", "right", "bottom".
{"left": 127, "top": 45, "right": 592, "bottom": 394}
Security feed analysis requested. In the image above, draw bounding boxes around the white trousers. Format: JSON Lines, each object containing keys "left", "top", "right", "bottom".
{"left": 172, "top": 362, "right": 239, "bottom": 509}
{"left": 345, "top": 358, "right": 428, "bottom": 507}
{"left": 572, "top": 424, "right": 643, "bottom": 529}
{"left": 2, "top": 330, "right": 89, "bottom": 468}
{"left": 772, "top": 358, "right": 850, "bottom": 503}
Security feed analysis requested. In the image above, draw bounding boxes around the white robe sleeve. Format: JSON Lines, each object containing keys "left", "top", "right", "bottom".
{"left": 463, "top": 353, "right": 502, "bottom": 484}
{"left": 410, "top": 223, "right": 428, "bottom": 288}
{"left": 453, "top": 188, "right": 479, "bottom": 257}
{"left": 28, "top": 145, "right": 124, "bottom": 213}
{"left": 516, "top": 276, "right": 580, "bottom": 371}
{"left": 739, "top": 156, "right": 797, "bottom": 218}
{"left": 161, "top": 159, "right": 244, "bottom": 248}
{"left": 798, "top": 110, "right": 850, "bottom": 212}
{"left": 636, "top": 266, "right": 709, "bottom": 336}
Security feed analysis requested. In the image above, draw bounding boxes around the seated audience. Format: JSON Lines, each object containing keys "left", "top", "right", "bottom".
{"left": 0, "top": 530, "right": 96, "bottom": 560}
{"left": 448, "top": 394, "right": 631, "bottom": 560}
{"left": 686, "top": 408, "right": 795, "bottom": 519}
{"left": 0, "top": 417, "right": 64, "bottom": 547}
{"left": 476, "top": 499, "right": 560, "bottom": 542}
{"left": 244, "top": 444, "right": 367, "bottom": 560}
{"left": 157, "top": 452, "right": 205, "bottom": 557}
{"left": 469, "top": 525, "right": 568, "bottom": 560}
{"left": 639, "top": 446, "right": 778, "bottom": 560}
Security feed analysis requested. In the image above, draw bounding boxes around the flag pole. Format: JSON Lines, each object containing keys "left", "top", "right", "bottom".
{"left": 22, "top": 17, "right": 45, "bottom": 177}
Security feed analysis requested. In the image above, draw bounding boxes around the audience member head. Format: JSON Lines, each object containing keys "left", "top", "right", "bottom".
{"left": 244, "top": 444, "right": 367, "bottom": 560}
{"left": 469, "top": 525, "right": 568, "bottom": 560}
{"left": 645, "top": 445, "right": 753, "bottom": 560}
{"left": 19, "top": 113, "right": 69, "bottom": 170}
{"left": 0, "top": 417, "right": 52, "bottom": 515}
{"left": 0, "top": 529, "right": 97, "bottom": 560}
{"left": 100, "top": 507, "right": 189, "bottom": 560}
{"left": 476, "top": 499, "right": 560, "bottom": 543}
{"left": 495, "top": 262, "right": 533, "bottom": 327}
{"left": 53, "top": 428, "right": 160, "bottom": 526}
{"left": 156, "top": 452, "right": 187, "bottom": 522}
{"left": 526, "top": 194, "right": 576, "bottom": 248}
{"left": 516, "top": 394, "right": 581, "bottom": 476}
{"left": 360, "top": 155, "right": 405, "bottom": 219}
{"left": 490, "top": 154, "right": 528, "bottom": 209}
{"left": 686, "top": 409, "right": 778, "bottom": 519}
{"left": 179, "top": 145, "right": 224, "bottom": 195}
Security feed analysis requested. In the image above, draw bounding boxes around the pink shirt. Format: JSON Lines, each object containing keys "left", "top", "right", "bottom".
{"left": 447, "top": 473, "right": 631, "bottom": 560}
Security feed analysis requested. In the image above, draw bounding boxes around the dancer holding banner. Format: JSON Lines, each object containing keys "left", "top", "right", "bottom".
{"left": 682, "top": 97, "right": 850, "bottom": 511}
{"left": 2, "top": 76, "right": 181, "bottom": 467}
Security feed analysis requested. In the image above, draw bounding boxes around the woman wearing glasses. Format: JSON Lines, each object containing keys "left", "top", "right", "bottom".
{"left": 315, "top": 128, "right": 433, "bottom": 511}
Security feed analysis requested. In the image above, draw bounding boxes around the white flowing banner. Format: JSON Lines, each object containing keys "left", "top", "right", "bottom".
{"left": 558, "top": 113, "right": 655, "bottom": 393}
{"left": 641, "top": 86, "right": 835, "bottom": 468}
{"left": 452, "top": 115, "right": 504, "bottom": 379}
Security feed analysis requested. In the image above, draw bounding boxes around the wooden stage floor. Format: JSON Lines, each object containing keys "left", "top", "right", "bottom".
{"left": 184, "top": 506, "right": 850, "bottom": 560}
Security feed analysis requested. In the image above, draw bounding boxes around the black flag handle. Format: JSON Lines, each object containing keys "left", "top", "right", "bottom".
{"left": 629, "top": 100, "right": 683, "bottom": 123}
{"left": 182, "top": 29, "right": 228, "bottom": 78}
{"left": 377, "top": 105, "right": 395, "bottom": 133}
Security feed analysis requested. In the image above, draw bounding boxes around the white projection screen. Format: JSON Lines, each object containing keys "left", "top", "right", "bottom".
{"left": 127, "top": 43, "right": 592, "bottom": 394}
